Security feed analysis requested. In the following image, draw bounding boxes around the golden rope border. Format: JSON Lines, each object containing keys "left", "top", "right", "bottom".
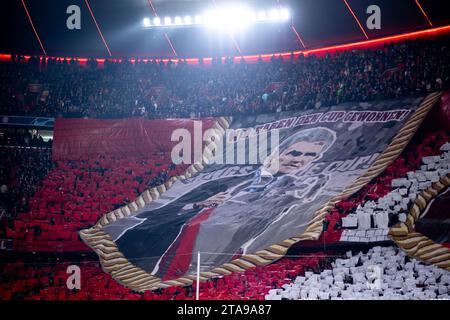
{"left": 389, "top": 173, "right": 450, "bottom": 270}
{"left": 80, "top": 92, "right": 442, "bottom": 292}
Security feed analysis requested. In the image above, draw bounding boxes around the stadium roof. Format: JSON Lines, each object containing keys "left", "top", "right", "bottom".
{"left": 1, "top": 0, "right": 449, "bottom": 59}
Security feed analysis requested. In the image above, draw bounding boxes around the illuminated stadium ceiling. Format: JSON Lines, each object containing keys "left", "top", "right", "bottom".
{"left": 0, "top": 0, "right": 449, "bottom": 58}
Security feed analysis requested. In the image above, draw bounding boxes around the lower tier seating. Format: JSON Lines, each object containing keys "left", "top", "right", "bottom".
{"left": 266, "top": 246, "right": 450, "bottom": 300}
{"left": 5, "top": 154, "right": 187, "bottom": 252}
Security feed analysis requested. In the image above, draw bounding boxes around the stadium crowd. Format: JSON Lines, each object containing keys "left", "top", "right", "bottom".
{"left": 1, "top": 37, "right": 449, "bottom": 119}
{"left": 0, "top": 122, "right": 447, "bottom": 299}
{"left": 0, "top": 147, "right": 52, "bottom": 238}
{"left": 266, "top": 246, "right": 450, "bottom": 300}
{"left": 0, "top": 252, "right": 333, "bottom": 300}
{"left": 1, "top": 34, "right": 450, "bottom": 300}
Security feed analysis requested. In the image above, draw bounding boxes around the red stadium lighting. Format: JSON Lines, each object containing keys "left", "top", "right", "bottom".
{"left": 85, "top": 0, "right": 112, "bottom": 57}
{"left": 2, "top": 25, "right": 449, "bottom": 65}
{"left": 303, "top": 24, "right": 450, "bottom": 56}
{"left": 21, "top": 0, "right": 47, "bottom": 56}
{"left": 342, "top": 0, "right": 369, "bottom": 40}
{"left": 0, "top": 54, "right": 12, "bottom": 60}
{"left": 415, "top": 0, "right": 433, "bottom": 27}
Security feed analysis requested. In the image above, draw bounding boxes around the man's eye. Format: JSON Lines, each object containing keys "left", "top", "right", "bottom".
{"left": 304, "top": 152, "right": 317, "bottom": 157}
{"left": 288, "top": 150, "right": 303, "bottom": 157}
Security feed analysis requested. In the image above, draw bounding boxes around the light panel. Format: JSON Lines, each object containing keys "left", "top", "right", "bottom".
{"left": 258, "top": 11, "right": 267, "bottom": 21}
{"left": 194, "top": 15, "right": 203, "bottom": 24}
{"left": 142, "top": 17, "right": 151, "bottom": 27}
{"left": 142, "top": 6, "right": 290, "bottom": 29}
{"left": 174, "top": 16, "right": 182, "bottom": 25}
{"left": 3, "top": 24, "right": 450, "bottom": 64}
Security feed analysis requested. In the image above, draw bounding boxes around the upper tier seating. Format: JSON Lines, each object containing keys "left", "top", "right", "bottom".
{"left": 1, "top": 37, "right": 449, "bottom": 119}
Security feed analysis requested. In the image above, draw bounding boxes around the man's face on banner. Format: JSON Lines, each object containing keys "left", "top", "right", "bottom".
{"left": 277, "top": 140, "right": 325, "bottom": 174}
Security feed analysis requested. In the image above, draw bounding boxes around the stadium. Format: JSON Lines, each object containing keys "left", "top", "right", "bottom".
{"left": 1, "top": 0, "right": 450, "bottom": 304}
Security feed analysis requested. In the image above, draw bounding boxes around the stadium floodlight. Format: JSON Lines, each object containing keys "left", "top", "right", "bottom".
{"left": 204, "top": 10, "right": 218, "bottom": 27}
{"left": 141, "top": 6, "right": 290, "bottom": 29}
{"left": 142, "top": 17, "right": 151, "bottom": 28}
{"left": 194, "top": 15, "right": 203, "bottom": 24}
{"left": 174, "top": 16, "right": 183, "bottom": 25}
{"left": 231, "top": 6, "right": 253, "bottom": 30}
{"left": 203, "top": 5, "right": 254, "bottom": 31}
{"left": 247, "top": 11, "right": 257, "bottom": 23}
{"left": 258, "top": 10, "right": 267, "bottom": 21}
{"left": 269, "top": 9, "right": 280, "bottom": 20}
{"left": 280, "top": 8, "right": 290, "bottom": 20}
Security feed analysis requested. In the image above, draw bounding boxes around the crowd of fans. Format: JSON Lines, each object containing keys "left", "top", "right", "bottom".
{"left": 0, "top": 127, "right": 183, "bottom": 244}
{"left": 1, "top": 34, "right": 450, "bottom": 300}
{"left": 0, "top": 128, "right": 52, "bottom": 148}
{"left": 0, "top": 129, "right": 52, "bottom": 237}
{"left": 295, "top": 126, "right": 450, "bottom": 250}
{"left": 1, "top": 37, "right": 449, "bottom": 119}
{"left": 267, "top": 246, "right": 450, "bottom": 300}
{"left": 0, "top": 146, "right": 52, "bottom": 238}
{"left": 1, "top": 152, "right": 187, "bottom": 251}
{"left": 0, "top": 252, "right": 333, "bottom": 300}
{"left": 0, "top": 122, "right": 447, "bottom": 299}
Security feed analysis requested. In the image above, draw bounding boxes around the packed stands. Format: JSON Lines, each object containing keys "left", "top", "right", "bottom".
{"left": 0, "top": 128, "right": 52, "bottom": 148}
{"left": 340, "top": 141, "right": 450, "bottom": 243}
{"left": 0, "top": 146, "right": 52, "bottom": 239}
{"left": 1, "top": 32, "right": 450, "bottom": 300}
{"left": 1, "top": 121, "right": 448, "bottom": 299}
{"left": 1, "top": 37, "right": 450, "bottom": 119}
{"left": 6, "top": 155, "right": 187, "bottom": 252}
{"left": 1, "top": 117, "right": 211, "bottom": 252}
{"left": 266, "top": 246, "right": 450, "bottom": 300}
{"left": 0, "top": 253, "right": 331, "bottom": 300}
{"left": 310, "top": 129, "right": 450, "bottom": 246}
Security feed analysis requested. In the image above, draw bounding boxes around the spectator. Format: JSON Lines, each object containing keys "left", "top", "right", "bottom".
{"left": 0, "top": 37, "right": 449, "bottom": 119}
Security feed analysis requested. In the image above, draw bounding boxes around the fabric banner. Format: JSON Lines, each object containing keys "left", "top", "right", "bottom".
{"left": 81, "top": 94, "right": 440, "bottom": 290}
{"left": 415, "top": 187, "right": 450, "bottom": 244}
{"left": 52, "top": 118, "right": 215, "bottom": 160}
{"left": 390, "top": 165, "right": 450, "bottom": 270}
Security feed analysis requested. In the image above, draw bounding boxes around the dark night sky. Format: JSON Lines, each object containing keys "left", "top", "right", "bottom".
{"left": 0, "top": 0, "right": 448, "bottom": 58}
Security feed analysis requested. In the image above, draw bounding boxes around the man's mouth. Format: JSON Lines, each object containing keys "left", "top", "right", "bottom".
{"left": 286, "top": 160, "right": 304, "bottom": 168}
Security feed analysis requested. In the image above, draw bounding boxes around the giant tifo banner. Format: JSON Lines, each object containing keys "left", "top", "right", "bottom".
{"left": 390, "top": 164, "right": 450, "bottom": 270}
{"left": 81, "top": 93, "right": 441, "bottom": 291}
{"left": 416, "top": 188, "right": 450, "bottom": 245}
